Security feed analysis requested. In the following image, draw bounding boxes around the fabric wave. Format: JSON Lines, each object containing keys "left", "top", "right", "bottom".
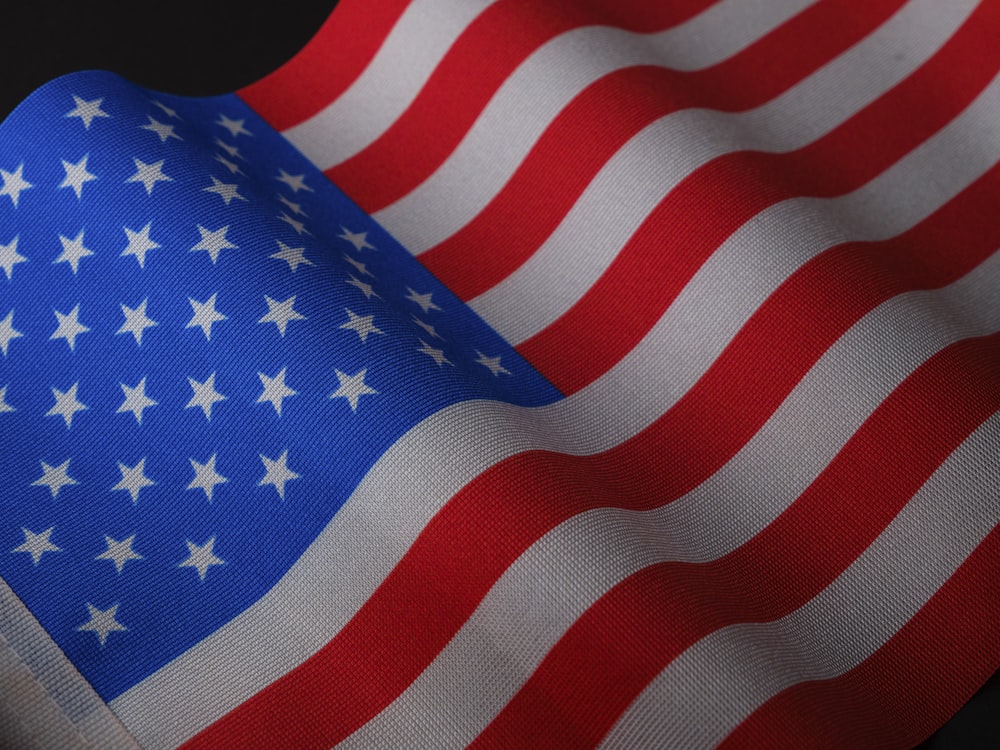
{"left": 3, "top": 0, "right": 994, "bottom": 748}
{"left": 114, "top": 0, "right": 1000, "bottom": 748}
{"left": 0, "top": 67, "right": 550, "bottom": 750}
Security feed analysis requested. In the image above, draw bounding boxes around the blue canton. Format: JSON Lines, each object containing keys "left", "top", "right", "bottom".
{"left": 0, "top": 71, "right": 561, "bottom": 699}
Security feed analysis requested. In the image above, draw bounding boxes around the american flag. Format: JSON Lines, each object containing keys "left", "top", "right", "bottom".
{"left": 1, "top": 0, "right": 998, "bottom": 747}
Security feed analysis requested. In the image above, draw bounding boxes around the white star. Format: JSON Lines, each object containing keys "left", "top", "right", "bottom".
{"left": 190, "top": 225, "right": 236, "bottom": 264}
{"left": 475, "top": 351, "right": 511, "bottom": 376}
{"left": 96, "top": 535, "right": 143, "bottom": 573}
{"left": 0, "top": 310, "right": 23, "bottom": 356}
{"left": 186, "top": 372, "right": 226, "bottom": 420}
{"left": 412, "top": 316, "right": 442, "bottom": 340}
{"left": 65, "top": 96, "right": 109, "bottom": 129}
{"left": 345, "top": 275, "right": 378, "bottom": 300}
{"left": 339, "top": 308, "right": 382, "bottom": 343}
{"left": 214, "top": 154, "right": 244, "bottom": 175}
{"left": 0, "top": 164, "right": 32, "bottom": 208}
{"left": 0, "top": 385, "right": 14, "bottom": 413}
{"left": 31, "top": 459, "right": 78, "bottom": 498}
{"left": 203, "top": 176, "right": 246, "bottom": 206}
{"left": 178, "top": 536, "right": 225, "bottom": 581}
{"left": 270, "top": 240, "right": 312, "bottom": 272}
{"left": 276, "top": 169, "right": 312, "bottom": 193}
{"left": 140, "top": 115, "right": 182, "bottom": 142}
{"left": 0, "top": 236, "right": 26, "bottom": 280}
{"left": 120, "top": 223, "right": 160, "bottom": 268}
{"left": 58, "top": 154, "right": 97, "bottom": 199}
{"left": 111, "top": 458, "right": 155, "bottom": 505}
{"left": 257, "top": 367, "right": 296, "bottom": 416}
{"left": 214, "top": 138, "right": 243, "bottom": 160}
{"left": 186, "top": 293, "right": 227, "bottom": 341}
{"left": 417, "top": 340, "right": 452, "bottom": 367}
{"left": 117, "top": 299, "right": 157, "bottom": 345}
{"left": 217, "top": 114, "right": 252, "bottom": 138}
{"left": 51, "top": 304, "right": 90, "bottom": 351}
{"left": 151, "top": 100, "right": 180, "bottom": 119}
{"left": 258, "top": 295, "right": 305, "bottom": 337}
{"left": 258, "top": 450, "right": 300, "bottom": 500}
{"left": 76, "top": 603, "right": 126, "bottom": 647}
{"left": 343, "top": 254, "right": 371, "bottom": 277}
{"left": 117, "top": 377, "right": 158, "bottom": 425}
{"left": 338, "top": 227, "right": 374, "bottom": 252}
{"left": 12, "top": 527, "right": 61, "bottom": 566}
{"left": 329, "top": 368, "right": 377, "bottom": 412}
{"left": 186, "top": 454, "right": 227, "bottom": 502}
{"left": 277, "top": 194, "right": 306, "bottom": 216}
{"left": 278, "top": 212, "right": 310, "bottom": 235}
{"left": 53, "top": 229, "right": 94, "bottom": 275}
{"left": 126, "top": 158, "right": 172, "bottom": 195}
{"left": 46, "top": 382, "right": 87, "bottom": 429}
{"left": 406, "top": 288, "right": 442, "bottom": 314}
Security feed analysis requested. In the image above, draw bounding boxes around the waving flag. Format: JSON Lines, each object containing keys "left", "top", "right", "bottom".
{"left": 1, "top": 1, "right": 998, "bottom": 748}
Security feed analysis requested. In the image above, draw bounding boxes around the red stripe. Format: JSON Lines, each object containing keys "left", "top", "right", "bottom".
{"left": 183, "top": 158, "right": 1000, "bottom": 750}
{"left": 419, "top": 0, "right": 903, "bottom": 301}
{"left": 471, "top": 333, "right": 1000, "bottom": 749}
{"left": 238, "top": 0, "right": 412, "bottom": 131}
{"left": 326, "top": 0, "right": 718, "bottom": 212}
{"left": 721, "top": 516, "right": 1000, "bottom": 749}
{"left": 517, "top": 2, "right": 1000, "bottom": 395}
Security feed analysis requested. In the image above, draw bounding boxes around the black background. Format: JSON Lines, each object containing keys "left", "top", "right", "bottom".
{"left": 0, "top": 4, "right": 338, "bottom": 120}
{"left": 0, "top": 3, "right": 995, "bottom": 747}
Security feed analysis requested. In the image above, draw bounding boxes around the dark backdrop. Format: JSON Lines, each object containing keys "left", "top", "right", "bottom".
{"left": 0, "top": 4, "right": 338, "bottom": 119}
{"left": 0, "top": 3, "right": 995, "bottom": 747}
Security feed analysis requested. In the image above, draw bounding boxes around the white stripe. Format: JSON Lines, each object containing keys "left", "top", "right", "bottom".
{"left": 471, "top": 0, "right": 978, "bottom": 344}
{"left": 111, "top": 66, "right": 1000, "bottom": 750}
{"left": 543, "top": 66, "right": 1000, "bottom": 443}
{"left": 373, "top": 0, "right": 818, "bottom": 252}
{"left": 283, "top": 0, "right": 499, "bottom": 169}
{"left": 342, "top": 250, "right": 1000, "bottom": 748}
{"left": 601, "top": 412, "right": 1000, "bottom": 749}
